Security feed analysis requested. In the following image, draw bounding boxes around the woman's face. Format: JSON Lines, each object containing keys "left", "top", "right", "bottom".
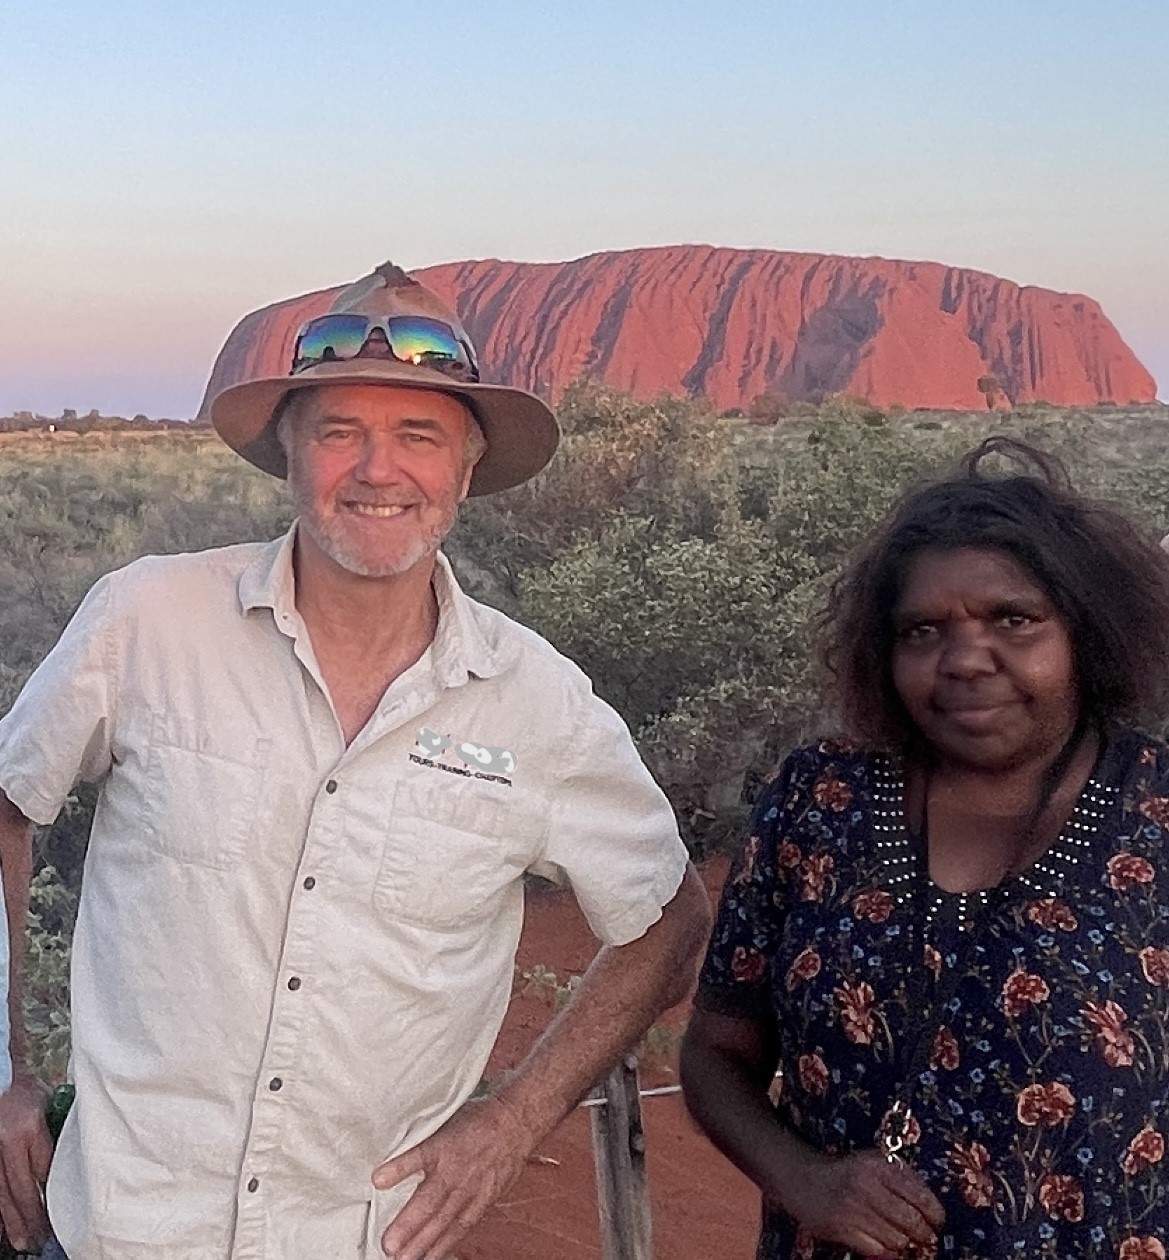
{"left": 891, "top": 546, "right": 1079, "bottom": 772}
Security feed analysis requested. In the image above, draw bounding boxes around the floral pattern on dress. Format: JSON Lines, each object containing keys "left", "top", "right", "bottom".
{"left": 698, "top": 733, "right": 1169, "bottom": 1259}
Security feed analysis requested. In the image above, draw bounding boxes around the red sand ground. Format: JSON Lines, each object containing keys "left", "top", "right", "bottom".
{"left": 455, "top": 859, "right": 761, "bottom": 1259}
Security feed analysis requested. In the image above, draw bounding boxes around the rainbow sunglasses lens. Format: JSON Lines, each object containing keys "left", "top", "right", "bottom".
{"left": 386, "top": 316, "right": 474, "bottom": 374}
{"left": 292, "top": 314, "right": 479, "bottom": 381}
{"left": 293, "top": 314, "right": 372, "bottom": 368}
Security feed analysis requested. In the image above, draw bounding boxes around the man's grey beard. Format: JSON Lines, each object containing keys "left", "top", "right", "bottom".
{"left": 290, "top": 476, "right": 459, "bottom": 578}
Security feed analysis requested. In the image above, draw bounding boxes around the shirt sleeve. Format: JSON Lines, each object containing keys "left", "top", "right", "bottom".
{"left": 694, "top": 749, "right": 811, "bottom": 1019}
{"left": 0, "top": 573, "right": 119, "bottom": 826}
{"left": 530, "top": 687, "right": 689, "bottom": 948}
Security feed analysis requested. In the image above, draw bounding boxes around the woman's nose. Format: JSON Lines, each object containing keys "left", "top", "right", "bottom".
{"left": 939, "top": 625, "right": 996, "bottom": 676}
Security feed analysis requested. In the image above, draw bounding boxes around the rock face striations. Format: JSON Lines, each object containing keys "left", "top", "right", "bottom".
{"left": 199, "top": 246, "right": 1155, "bottom": 416}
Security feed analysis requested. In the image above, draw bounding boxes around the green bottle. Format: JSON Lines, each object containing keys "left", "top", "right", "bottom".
{"left": 45, "top": 1085, "right": 75, "bottom": 1143}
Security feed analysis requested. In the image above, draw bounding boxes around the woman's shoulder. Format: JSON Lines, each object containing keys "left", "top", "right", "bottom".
{"left": 1108, "top": 729, "right": 1169, "bottom": 836}
{"left": 768, "top": 736, "right": 886, "bottom": 782}
{"left": 1108, "top": 728, "right": 1169, "bottom": 793}
{"left": 755, "top": 737, "right": 886, "bottom": 821}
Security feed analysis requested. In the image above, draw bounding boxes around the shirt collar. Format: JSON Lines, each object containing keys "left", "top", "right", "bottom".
{"left": 238, "top": 525, "right": 298, "bottom": 619}
{"left": 238, "top": 524, "right": 504, "bottom": 686}
{"left": 430, "top": 551, "right": 503, "bottom": 686}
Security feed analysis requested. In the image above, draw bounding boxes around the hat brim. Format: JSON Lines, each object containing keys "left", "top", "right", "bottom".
{"left": 208, "top": 358, "right": 560, "bottom": 496}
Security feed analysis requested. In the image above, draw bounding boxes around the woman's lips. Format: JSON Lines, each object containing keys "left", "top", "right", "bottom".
{"left": 934, "top": 700, "right": 1018, "bottom": 731}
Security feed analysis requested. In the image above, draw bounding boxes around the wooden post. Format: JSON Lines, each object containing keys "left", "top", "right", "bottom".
{"left": 589, "top": 1055, "right": 653, "bottom": 1260}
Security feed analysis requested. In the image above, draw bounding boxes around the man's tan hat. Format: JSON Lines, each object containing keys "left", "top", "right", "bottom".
{"left": 209, "top": 263, "right": 560, "bottom": 496}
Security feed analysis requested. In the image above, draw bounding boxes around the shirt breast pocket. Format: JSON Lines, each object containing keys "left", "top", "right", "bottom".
{"left": 372, "top": 777, "right": 539, "bottom": 928}
{"left": 144, "top": 712, "right": 271, "bottom": 871}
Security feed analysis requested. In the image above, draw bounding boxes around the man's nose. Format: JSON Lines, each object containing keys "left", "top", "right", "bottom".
{"left": 354, "top": 433, "right": 404, "bottom": 484}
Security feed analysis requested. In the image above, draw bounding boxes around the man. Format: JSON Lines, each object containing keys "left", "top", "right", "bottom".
{"left": 0, "top": 263, "right": 710, "bottom": 1259}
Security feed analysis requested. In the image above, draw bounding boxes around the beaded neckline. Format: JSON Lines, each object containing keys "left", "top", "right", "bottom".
{"left": 871, "top": 757, "right": 1118, "bottom": 931}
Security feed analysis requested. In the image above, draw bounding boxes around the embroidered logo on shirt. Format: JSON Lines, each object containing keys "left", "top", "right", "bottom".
{"left": 410, "top": 727, "right": 516, "bottom": 785}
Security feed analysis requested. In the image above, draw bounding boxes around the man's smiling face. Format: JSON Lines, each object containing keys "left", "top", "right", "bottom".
{"left": 283, "top": 382, "right": 479, "bottom": 578}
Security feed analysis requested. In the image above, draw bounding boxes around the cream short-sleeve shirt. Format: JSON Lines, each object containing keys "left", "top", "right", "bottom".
{"left": 0, "top": 526, "right": 688, "bottom": 1260}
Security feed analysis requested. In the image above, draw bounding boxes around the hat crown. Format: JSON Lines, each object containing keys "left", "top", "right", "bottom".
{"left": 328, "top": 260, "right": 470, "bottom": 338}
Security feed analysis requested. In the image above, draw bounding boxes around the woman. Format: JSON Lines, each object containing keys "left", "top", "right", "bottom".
{"left": 681, "top": 438, "right": 1169, "bottom": 1259}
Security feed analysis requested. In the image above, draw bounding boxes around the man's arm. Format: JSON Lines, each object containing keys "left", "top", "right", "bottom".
{"left": 1, "top": 793, "right": 37, "bottom": 1085}
{"left": 0, "top": 573, "right": 119, "bottom": 1252}
{"left": 373, "top": 863, "right": 712, "bottom": 1260}
{"left": 0, "top": 791, "right": 53, "bottom": 1253}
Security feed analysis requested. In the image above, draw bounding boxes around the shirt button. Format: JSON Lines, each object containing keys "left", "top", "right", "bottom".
{"left": 287, "top": 976, "right": 301, "bottom": 991}
{"left": 303, "top": 876, "right": 316, "bottom": 890}
{"left": 247, "top": 1177, "right": 259, "bottom": 1193}
{"left": 325, "top": 779, "right": 338, "bottom": 794}
{"left": 269, "top": 1077, "right": 283, "bottom": 1092}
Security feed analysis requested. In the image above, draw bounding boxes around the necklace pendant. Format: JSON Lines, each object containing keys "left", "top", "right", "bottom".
{"left": 879, "top": 1099, "right": 914, "bottom": 1164}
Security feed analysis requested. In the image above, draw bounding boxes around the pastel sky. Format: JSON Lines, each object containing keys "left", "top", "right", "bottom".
{"left": 3, "top": 0, "right": 1166, "bottom": 416}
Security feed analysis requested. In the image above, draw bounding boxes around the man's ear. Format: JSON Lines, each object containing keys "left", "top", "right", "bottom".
{"left": 458, "top": 458, "right": 476, "bottom": 502}
{"left": 458, "top": 409, "right": 486, "bottom": 501}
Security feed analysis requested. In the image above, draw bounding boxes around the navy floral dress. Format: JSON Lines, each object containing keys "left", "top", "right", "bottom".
{"left": 697, "top": 731, "right": 1169, "bottom": 1260}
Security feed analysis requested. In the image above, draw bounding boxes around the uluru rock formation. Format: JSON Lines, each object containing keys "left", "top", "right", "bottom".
{"left": 199, "top": 246, "right": 1156, "bottom": 416}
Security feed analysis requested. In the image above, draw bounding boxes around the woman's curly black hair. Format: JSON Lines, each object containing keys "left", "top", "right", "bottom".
{"left": 823, "top": 436, "right": 1169, "bottom": 751}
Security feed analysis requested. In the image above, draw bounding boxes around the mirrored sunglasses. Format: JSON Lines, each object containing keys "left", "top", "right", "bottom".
{"left": 291, "top": 314, "right": 480, "bottom": 382}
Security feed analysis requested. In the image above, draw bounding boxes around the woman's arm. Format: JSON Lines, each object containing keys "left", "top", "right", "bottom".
{"left": 681, "top": 1006, "right": 818, "bottom": 1211}
{"left": 681, "top": 1006, "right": 944, "bottom": 1257}
{"left": 686, "top": 746, "right": 944, "bottom": 1254}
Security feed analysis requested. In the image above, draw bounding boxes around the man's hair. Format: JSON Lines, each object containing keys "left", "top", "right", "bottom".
{"left": 274, "top": 388, "right": 488, "bottom": 468}
{"left": 273, "top": 390, "right": 304, "bottom": 458}
{"left": 823, "top": 436, "right": 1169, "bottom": 749}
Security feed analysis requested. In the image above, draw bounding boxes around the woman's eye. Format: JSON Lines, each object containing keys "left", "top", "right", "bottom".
{"left": 899, "top": 623, "right": 937, "bottom": 642}
{"left": 998, "top": 613, "right": 1036, "bottom": 629}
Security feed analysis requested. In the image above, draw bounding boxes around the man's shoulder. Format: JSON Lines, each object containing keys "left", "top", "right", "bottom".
{"left": 98, "top": 541, "right": 281, "bottom": 642}
{"left": 111, "top": 540, "right": 276, "bottom": 604}
{"left": 466, "top": 597, "right": 594, "bottom": 697}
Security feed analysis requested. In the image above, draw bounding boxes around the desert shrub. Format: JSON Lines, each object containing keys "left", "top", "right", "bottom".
{"left": 23, "top": 866, "right": 76, "bottom": 1085}
{"left": 451, "top": 382, "right": 731, "bottom": 597}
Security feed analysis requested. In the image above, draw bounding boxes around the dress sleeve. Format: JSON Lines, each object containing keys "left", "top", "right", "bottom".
{"left": 694, "top": 749, "right": 812, "bottom": 1019}
{"left": 0, "top": 572, "right": 119, "bottom": 826}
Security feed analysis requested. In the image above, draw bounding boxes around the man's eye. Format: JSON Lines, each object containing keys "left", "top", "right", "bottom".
{"left": 319, "top": 429, "right": 356, "bottom": 443}
{"left": 998, "top": 613, "right": 1035, "bottom": 629}
{"left": 898, "top": 623, "right": 937, "bottom": 642}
